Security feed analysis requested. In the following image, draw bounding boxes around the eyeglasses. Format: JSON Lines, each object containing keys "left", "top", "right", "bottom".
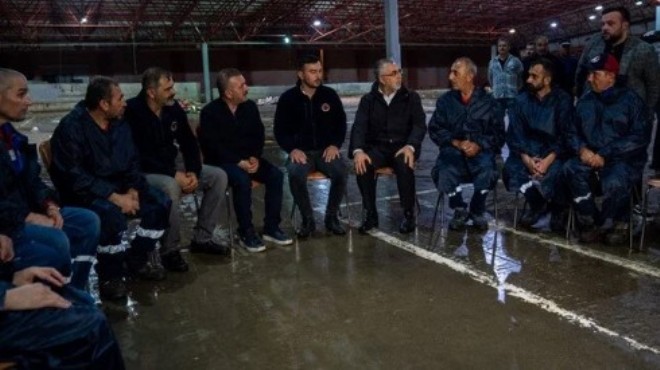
{"left": 380, "top": 69, "right": 403, "bottom": 77}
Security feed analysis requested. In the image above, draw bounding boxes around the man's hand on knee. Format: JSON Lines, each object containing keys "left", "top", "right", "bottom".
{"left": 290, "top": 149, "right": 307, "bottom": 165}
{"left": 3, "top": 283, "right": 71, "bottom": 311}
{"left": 0, "top": 235, "right": 14, "bottom": 263}
{"left": 13, "top": 266, "right": 67, "bottom": 287}
{"left": 353, "top": 151, "right": 372, "bottom": 175}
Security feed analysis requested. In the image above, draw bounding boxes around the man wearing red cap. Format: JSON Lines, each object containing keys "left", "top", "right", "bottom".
{"left": 564, "top": 52, "right": 651, "bottom": 244}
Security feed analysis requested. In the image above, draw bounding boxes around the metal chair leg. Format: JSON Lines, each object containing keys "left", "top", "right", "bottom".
{"left": 629, "top": 192, "right": 634, "bottom": 252}
{"left": 431, "top": 192, "right": 443, "bottom": 234}
{"left": 225, "top": 189, "right": 234, "bottom": 249}
{"left": 493, "top": 184, "right": 499, "bottom": 227}
{"left": 566, "top": 206, "right": 573, "bottom": 240}
{"left": 639, "top": 185, "right": 651, "bottom": 251}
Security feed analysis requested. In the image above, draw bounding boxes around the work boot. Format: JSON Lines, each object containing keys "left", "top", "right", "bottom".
{"left": 99, "top": 278, "right": 127, "bottom": 301}
{"left": 471, "top": 212, "right": 489, "bottom": 230}
{"left": 297, "top": 218, "right": 317, "bottom": 238}
{"left": 520, "top": 207, "right": 544, "bottom": 228}
{"left": 578, "top": 226, "right": 603, "bottom": 243}
{"left": 398, "top": 210, "right": 416, "bottom": 234}
{"left": 358, "top": 211, "right": 379, "bottom": 234}
{"left": 127, "top": 251, "right": 166, "bottom": 281}
{"left": 550, "top": 208, "right": 567, "bottom": 233}
{"left": 325, "top": 214, "right": 346, "bottom": 235}
{"left": 605, "top": 222, "right": 629, "bottom": 245}
{"left": 189, "top": 240, "right": 231, "bottom": 256}
{"left": 161, "top": 250, "right": 189, "bottom": 273}
{"left": 449, "top": 208, "right": 469, "bottom": 230}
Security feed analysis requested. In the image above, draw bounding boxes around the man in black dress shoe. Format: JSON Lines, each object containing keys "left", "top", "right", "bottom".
{"left": 274, "top": 54, "right": 348, "bottom": 238}
{"left": 349, "top": 58, "right": 426, "bottom": 234}
{"left": 125, "top": 67, "right": 230, "bottom": 273}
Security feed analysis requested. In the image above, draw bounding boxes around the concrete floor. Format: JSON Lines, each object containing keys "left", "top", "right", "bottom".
{"left": 25, "top": 99, "right": 660, "bottom": 369}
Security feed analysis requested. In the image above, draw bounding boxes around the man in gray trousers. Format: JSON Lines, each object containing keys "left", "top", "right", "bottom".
{"left": 125, "top": 67, "right": 230, "bottom": 272}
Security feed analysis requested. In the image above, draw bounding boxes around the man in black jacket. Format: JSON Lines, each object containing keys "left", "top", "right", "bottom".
{"left": 350, "top": 58, "right": 427, "bottom": 234}
{"left": 0, "top": 68, "right": 99, "bottom": 291}
{"left": 125, "top": 67, "right": 229, "bottom": 272}
{"left": 200, "top": 68, "right": 292, "bottom": 252}
{"left": 429, "top": 57, "right": 505, "bottom": 230}
{"left": 51, "top": 77, "right": 171, "bottom": 300}
{"left": 274, "top": 55, "right": 348, "bottom": 237}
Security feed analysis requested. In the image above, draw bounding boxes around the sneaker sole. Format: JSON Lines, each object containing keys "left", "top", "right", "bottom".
{"left": 263, "top": 234, "right": 293, "bottom": 245}
{"left": 240, "top": 240, "right": 266, "bottom": 253}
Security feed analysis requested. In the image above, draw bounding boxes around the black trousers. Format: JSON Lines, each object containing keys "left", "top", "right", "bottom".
{"left": 355, "top": 145, "right": 416, "bottom": 215}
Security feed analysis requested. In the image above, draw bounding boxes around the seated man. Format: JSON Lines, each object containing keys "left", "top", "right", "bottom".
{"left": 50, "top": 76, "right": 171, "bottom": 300}
{"left": 274, "top": 54, "right": 348, "bottom": 237}
{"left": 564, "top": 53, "right": 651, "bottom": 244}
{"left": 349, "top": 58, "right": 426, "bottom": 234}
{"left": 0, "top": 234, "right": 125, "bottom": 369}
{"left": 0, "top": 68, "right": 98, "bottom": 291}
{"left": 199, "top": 68, "right": 292, "bottom": 251}
{"left": 125, "top": 67, "right": 230, "bottom": 273}
{"left": 428, "top": 57, "right": 505, "bottom": 230}
{"left": 503, "top": 58, "right": 574, "bottom": 229}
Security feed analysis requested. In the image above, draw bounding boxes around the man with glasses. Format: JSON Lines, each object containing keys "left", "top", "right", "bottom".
{"left": 349, "top": 58, "right": 426, "bottom": 234}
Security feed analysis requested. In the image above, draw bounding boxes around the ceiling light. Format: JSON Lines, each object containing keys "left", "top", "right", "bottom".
{"left": 550, "top": 22, "right": 558, "bottom": 28}
{"left": 283, "top": 36, "right": 291, "bottom": 44}
{"left": 313, "top": 20, "right": 321, "bottom": 27}
{"left": 80, "top": 17, "right": 88, "bottom": 24}
{"left": 595, "top": 5, "right": 603, "bottom": 11}
{"left": 635, "top": 0, "right": 643, "bottom": 5}
{"left": 588, "top": 14, "right": 597, "bottom": 20}
{"left": 508, "top": 28, "right": 516, "bottom": 34}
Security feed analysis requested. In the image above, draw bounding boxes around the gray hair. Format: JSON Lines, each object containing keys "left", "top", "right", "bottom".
{"left": 454, "top": 57, "right": 477, "bottom": 77}
{"left": 0, "top": 68, "right": 25, "bottom": 93}
{"left": 373, "top": 58, "right": 397, "bottom": 80}
{"left": 141, "top": 67, "right": 172, "bottom": 90}
{"left": 216, "top": 68, "right": 243, "bottom": 95}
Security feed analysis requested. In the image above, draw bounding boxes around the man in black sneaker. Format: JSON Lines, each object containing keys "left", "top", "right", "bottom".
{"left": 200, "top": 68, "right": 292, "bottom": 252}
{"left": 349, "top": 58, "right": 426, "bottom": 234}
{"left": 503, "top": 58, "right": 574, "bottom": 229}
{"left": 274, "top": 55, "right": 348, "bottom": 238}
{"left": 51, "top": 77, "right": 171, "bottom": 300}
{"left": 429, "top": 57, "right": 505, "bottom": 230}
{"left": 125, "top": 67, "right": 230, "bottom": 272}
{"left": 564, "top": 53, "right": 650, "bottom": 244}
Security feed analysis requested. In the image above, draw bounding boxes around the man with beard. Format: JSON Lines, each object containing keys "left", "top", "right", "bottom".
{"left": 200, "top": 68, "right": 292, "bottom": 252}
{"left": 51, "top": 77, "right": 171, "bottom": 300}
{"left": 503, "top": 58, "right": 574, "bottom": 230}
{"left": 125, "top": 67, "right": 230, "bottom": 273}
{"left": 429, "top": 57, "right": 505, "bottom": 230}
{"left": 349, "top": 58, "right": 426, "bottom": 234}
{"left": 274, "top": 55, "right": 348, "bottom": 238}
{"left": 564, "top": 53, "right": 650, "bottom": 244}
{"left": 575, "top": 6, "right": 659, "bottom": 114}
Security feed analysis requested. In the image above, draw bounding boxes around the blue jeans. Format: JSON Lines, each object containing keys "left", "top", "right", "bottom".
{"left": 221, "top": 158, "right": 284, "bottom": 235}
{"left": 12, "top": 207, "right": 100, "bottom": 290}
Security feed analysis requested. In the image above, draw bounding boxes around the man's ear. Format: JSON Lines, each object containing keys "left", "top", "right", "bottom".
{"left": 99, "top": 99, "right": 110, "bottom": 112}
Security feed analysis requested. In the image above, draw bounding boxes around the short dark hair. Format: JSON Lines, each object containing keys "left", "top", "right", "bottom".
{"left": 141, "top": 67, "right": 172, "bottom": 90}
{"left": 84, "top": 76, "right": 118, "bottom": 109}
{"left": 602, "top": 6, "right": 630, "bottom": 23}
{"left": 297, "top": 54, "right": 321, "bottom": 71}
{"left": 216, "top": 68, "right": 242, "bottom": 95}
{"left": 529, "top": 57, "right": 555, "bottom": 80}
{"left": 497, "top": 37, "right": 510, "bottom": 46}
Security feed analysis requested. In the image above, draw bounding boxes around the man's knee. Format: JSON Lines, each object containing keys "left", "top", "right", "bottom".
{"left": 202, "top": 165, "right": 227, "bottom": 190}
{"left": 147, "top": 175, "right": 182, "bottom": 202}
{"left": 286, "top": 161, "right": 311, "bottom": 182}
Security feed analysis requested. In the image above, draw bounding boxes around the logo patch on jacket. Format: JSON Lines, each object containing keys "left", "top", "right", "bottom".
{"left": 321, "top": 103, "right": 331, "bottom": 112}
{"left": 171, "top": 121, "right": 178, "bottom": 132}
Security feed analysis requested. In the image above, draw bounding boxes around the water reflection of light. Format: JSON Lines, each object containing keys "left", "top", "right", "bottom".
{"left": 481, "top": 230, "right": 522, "bottom": 303}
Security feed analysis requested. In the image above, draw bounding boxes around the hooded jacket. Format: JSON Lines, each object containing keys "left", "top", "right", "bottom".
{"left": 428, "top": 88, "right": 505, "bottom": 154}
{"left": 349, "top": 82, "right": 426, "bottom": 158}
{"left": 50, "top": 101, "right": 146, "bottom": 206}
{"left": 125, "top": 92, "right": 201, "bottom": 177}
{"left": 274, "top": 82, "right": 347, "bottom": 153}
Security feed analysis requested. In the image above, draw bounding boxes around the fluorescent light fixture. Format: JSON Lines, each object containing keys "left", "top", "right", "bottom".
{"left": 635, "top": 0, "right": 643, "bottom": 5}
{"left": 508, "top": 28, "right": 516, "bottom": 34}
{"left": 80, "top": 17, "right": 88, "bottom": 24}
{"left": 588, "top": 14, "right": 597, "bottom": 20}
{"left": 283, "top": 36, "right": 291, "bottom": 44}
{"left": 550, "top": 22, "right": 558, "bottom": 28}
{"left": 595, "top": 5, "right": 603, "bottom": 11}
{"left": 313, "top": 20, "right": 321, "bottom": 27}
